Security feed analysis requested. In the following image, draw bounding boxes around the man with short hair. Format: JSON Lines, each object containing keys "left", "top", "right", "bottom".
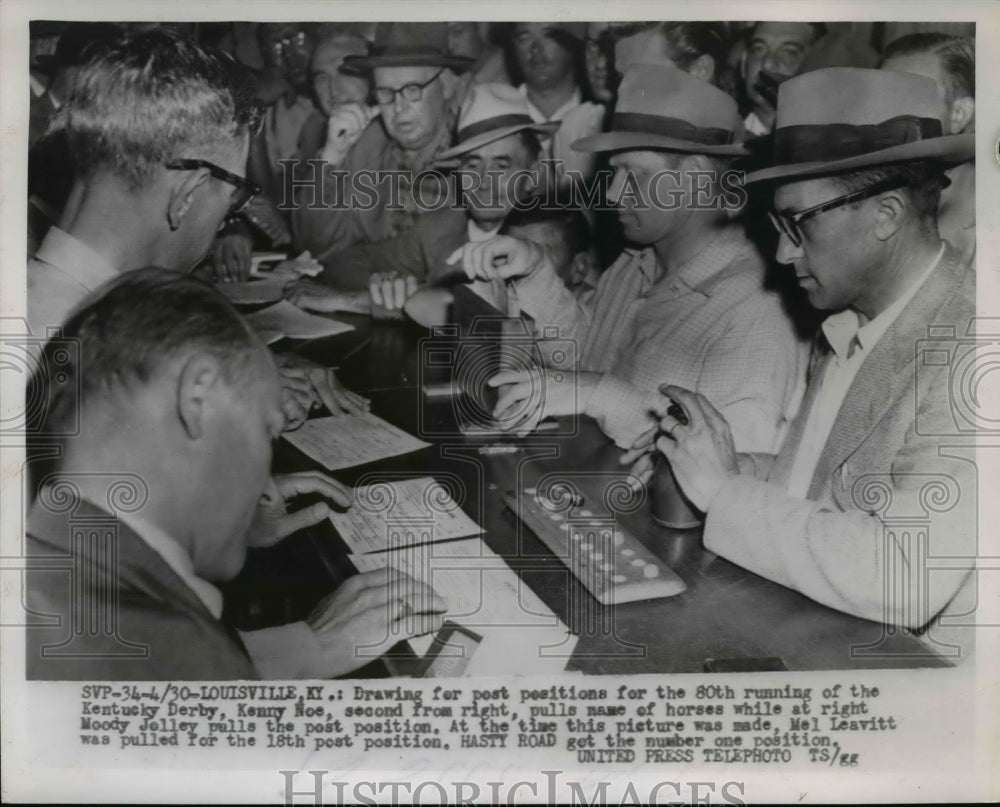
{"left": 26, "top": 269, "right": 444, "bottom": 680}
{"left": 655, "top": 68, "right": 976, "bottom": 642}
{"left": 291, "top": 23, "right": 472, "bottom": 266}
{"left": 881, "top": 34, "right": 975, "bottom": 265}
{"left": 741, "top": 21, "right": 825, "bottom": 135}
{"left": 452, "top": 64, "right": 806, "bottom": 455}
{"left": 26, "top": 30, "right": 367, "bottom": 430}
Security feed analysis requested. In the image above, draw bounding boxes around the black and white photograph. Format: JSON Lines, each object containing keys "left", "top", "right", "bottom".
{"left": 1, "top": 0, "right": 997, "bottom": 803}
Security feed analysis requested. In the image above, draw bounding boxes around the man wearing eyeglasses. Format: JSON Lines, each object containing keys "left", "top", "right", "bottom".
{"left": 653, "top": 68, "right": 976, "bottom": 645}
{"left": 291, "top": 23, "right": 472, "bottom": 271}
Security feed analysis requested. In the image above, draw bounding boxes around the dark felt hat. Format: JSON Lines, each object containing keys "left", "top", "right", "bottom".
{"left": 341, "top": 22, "right": 474, "bottom": 74}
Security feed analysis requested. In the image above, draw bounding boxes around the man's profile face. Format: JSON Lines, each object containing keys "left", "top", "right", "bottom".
{"left": 447, "top": 22, "right": 482, "bottom": 59}
{"left": 513, "top": 23, "right": 576, "bottom": 91}
{"left": 192, "top": 348, "right": 284, "bottom": 583}
{"left": 745, "top": 22, "right": 816, "bottom": 111}
{"left": 310, "top": 38, "right": 370, "bottom": 116}
{"left": 608, "top": 149, "right": 689, "bottom": 246}
{"left": 773, "top": 177, "right": 875, "bottom": 312}
{"left": 374, "top": 65, "right": 451, "bottom": 151}
{"left": 459, "top": 132, "right": 536, "bottom": 227}
{"left": 175, "top": 135, "right": 251, "bottom": 271}
{"left": 260, "top": 23, "right": 312, "bottom": 90}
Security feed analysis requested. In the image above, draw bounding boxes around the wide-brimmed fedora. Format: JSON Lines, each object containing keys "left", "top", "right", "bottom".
{"left": 745, "top": 67, "right": 975, "bottom": 183}
{"left": 572, "top": 63, "right": 747, "bottom": 156}
{"left": 341, "top": 22, "right": 473, "bottom": 74}
{"left": 438, "top": 83, "right": 560, "bottom": 161}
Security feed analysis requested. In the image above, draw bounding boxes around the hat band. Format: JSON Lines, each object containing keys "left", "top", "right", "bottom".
{"left": 774, "top": 115, "right": 942, "bottom": 164}
{"left": 612, "top": 113, "right": 735, "bottom": 146}
{"left": 457, "top": 114, "right": 536, "bottom": 144}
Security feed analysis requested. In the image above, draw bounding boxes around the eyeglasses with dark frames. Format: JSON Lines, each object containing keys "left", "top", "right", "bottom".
{"left": 373, "top": 69, "right": 445, "bottom": 106}
{"left": 768, "top": 177, "right": 909, "bottom": 247}
{"left": 165, "top": 158, "right": 261, "bottom": 217}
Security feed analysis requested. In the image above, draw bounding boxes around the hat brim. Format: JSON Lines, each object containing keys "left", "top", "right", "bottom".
{"left": 342, "top": 53, "right": 474, "bottom": 74}
{"left": 438, "top": 121, "right": 560, "bottom": 161}
{"left": 744, "top": 134, "right": 975, "bottom": 183}
{"left": 572, "top": 130, "right": 748, "bottom": 157}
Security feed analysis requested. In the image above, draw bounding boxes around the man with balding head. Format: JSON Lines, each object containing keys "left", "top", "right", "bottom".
{"left": 26, "top": 269, "right": 444, "bottom": 680}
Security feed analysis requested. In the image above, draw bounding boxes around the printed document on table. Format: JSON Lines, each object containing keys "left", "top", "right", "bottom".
{"left": 330, "top": 476, "right": 482, "bottom": 554}
{"left": 349, "top": 538, "right": 575, "bottom": 672}
{"left": 245, "top": 299, "right": 354, "bottom": 341}
{"left": 283, "top": 412, "right": 430, "bottom": 471}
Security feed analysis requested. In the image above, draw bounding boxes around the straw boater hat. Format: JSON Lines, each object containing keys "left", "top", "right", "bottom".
{"left": 572, "top": 63, "right": 748, "bottom": 156}
{"left": 341, "top": 22, "right": 473, "bottom": 74}
{"left": 438, "top": 83, "right": 560, "bottom": 161}
{"left": 745, "top": 67, "right": 975, "bottom": 184}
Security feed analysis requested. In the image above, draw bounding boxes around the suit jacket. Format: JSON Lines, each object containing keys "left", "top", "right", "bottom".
{"left": 704, "top": 246, "right": 977, "bottom": 633}
{"left": 315, "top": 206, "right": 470, "bottom": 291}
{"left": 25, "top": 499, "right": 258, "bottom": 680}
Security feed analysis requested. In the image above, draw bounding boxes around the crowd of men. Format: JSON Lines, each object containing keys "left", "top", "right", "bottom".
{"left": 24, "top": 19, "right": 977, "bottom": 679}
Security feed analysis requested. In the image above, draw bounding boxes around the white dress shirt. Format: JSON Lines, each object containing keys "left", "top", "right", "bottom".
{"left": 785, "top": 243, "right": 946, "bottom": 498}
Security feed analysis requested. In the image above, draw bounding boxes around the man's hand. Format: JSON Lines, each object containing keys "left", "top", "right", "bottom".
{"left": 369, "top": 271, "right": 419, "bottom": 319}
{"left": 619, "top": 425, "right": 659, "bottom": 489}
{"left": 274, "top": 354, "right": 371, "bottom": 430}
{"left": 284, "top": 278, "right": 347, "bottom": 313}
{"left": 446, "top": 235, "right": 547, "bottom": 283}
{"left": 486, "top": 369, "right": 599, "bottom": 436}
{"left": 306, "top": 569, "right": 447, "bottom": 677}
{"left": 322, "top": 102, "right": 380, "bottom": 165}
{"left": 246, "top": 472, "right": 353, "bottom": 548}
{"left": 212, "top": 229, "right": 254, "bottom": 282}
{"left": 654, "top": 385, "right": 738, "bottom": 511}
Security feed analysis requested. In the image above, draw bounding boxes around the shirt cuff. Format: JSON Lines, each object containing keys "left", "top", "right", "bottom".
{"left": 587, "top": 375, "right": 662, "bottom": 449}
{"left": 239, "top": 622, "right": 328, "bottom": 679}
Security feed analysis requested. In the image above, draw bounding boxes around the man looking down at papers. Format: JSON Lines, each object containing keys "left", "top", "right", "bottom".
{"left": 651, "top": 69, "right": 975, "bottom": 640}
{"left": 449, "top": 64, "right": 806, "bottom": 455}
{"left": 26, "top": 30, "right": 368, "bottom": 431}
{"left": 26, "top": 269, "right": 446, "bottom": 680}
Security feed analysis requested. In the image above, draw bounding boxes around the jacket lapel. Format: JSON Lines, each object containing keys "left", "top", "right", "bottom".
{"left": 805, "top": 246, "right": 964, "bottom": 498}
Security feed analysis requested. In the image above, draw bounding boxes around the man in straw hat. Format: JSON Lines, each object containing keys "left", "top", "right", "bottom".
{"left": 653, "top": 68, "right": 976, "bottom": 645}
{"left": 291, "top": 22, "right": 471, "bottom": 266}
{"left": 285, "top": 82, "right": 562, "bottom": 318}
{"left": 452, "top": 63, "right": 806, "bottom": 455}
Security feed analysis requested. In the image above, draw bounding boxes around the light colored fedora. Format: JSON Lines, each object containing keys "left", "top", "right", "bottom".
{"left": 342, "top": 22, "right": 473, "bottom": 74}
{"left": 745, "top": 67, "right": 975, "bottom": 183}
{"left": 572, "top": 63, "right": 747, "bottom": 156}
{"left": 438, "top": 83, "right": 560, "bottom": 161}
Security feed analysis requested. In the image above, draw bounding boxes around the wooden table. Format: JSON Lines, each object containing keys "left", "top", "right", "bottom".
{"left": 223, "top": 315, "right": 950, "bottom": 674}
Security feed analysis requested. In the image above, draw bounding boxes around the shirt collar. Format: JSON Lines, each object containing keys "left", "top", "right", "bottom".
{"left": 626, "top": 224, "right": 749, "bottom": 296}
{"left": 518, "top": 84, "right": 582, "bottom": 123}
{"left": 116, "top": 509, "right": 224, "bottom": 620}
{"left": 35, "top": 226, "right": 119, "bottom": 292}
{"left": 821, "top": 242, "right": 946, "bottom": 359}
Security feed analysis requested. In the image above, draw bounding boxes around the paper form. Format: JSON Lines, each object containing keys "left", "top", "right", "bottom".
{"left": 348, "top": 538, "right": 576, "bottom": 672}
{"left": 283, "top": 412, "right": 430, "bottom": 472}
{"left": 245, "top": 299, "right": 354, "bottom": 341}
{"left": 329, "top": 476, "right": 481, "bottom": 554}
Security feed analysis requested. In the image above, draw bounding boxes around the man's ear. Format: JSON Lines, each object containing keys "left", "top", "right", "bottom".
{"left": 873, "top": 190, "right": 907, "bottom": 241}
{"left": 949, "top": 96, "right": 975, "bottom": 135}
{"left": 176, "top": 354, "right": 225, "bottom": 440}
{"left": 688, "top": 53, "right": 716, "bottom": 83}
{"left": 569, "top": 250, "right": 597, "bottom": 286}
{"left": 167, "top": 167, "right": 212, "bottom": 231}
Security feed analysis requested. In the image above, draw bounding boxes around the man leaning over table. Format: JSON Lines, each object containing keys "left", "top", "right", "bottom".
{"left": 653, "top": 68, "right": 976, "bottom": 646}
{"left": 450, "top": 64, "right": 807, "bottom": 456}
{"left": 26, "top": 269, "right": 445, "bottom": 680}
{"left": 25, "top": 29, "right": 368, "bottom": 431}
